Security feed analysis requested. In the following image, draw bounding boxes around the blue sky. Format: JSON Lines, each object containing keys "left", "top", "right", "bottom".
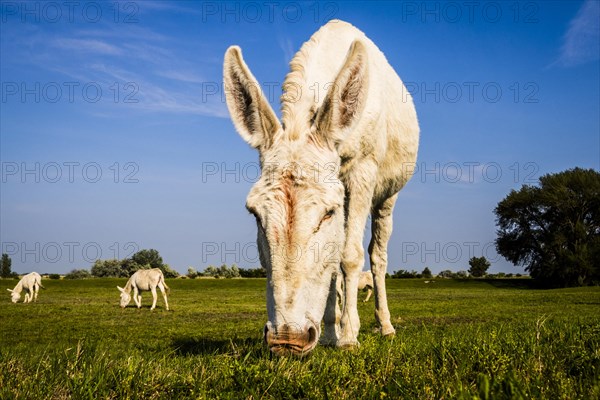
{"left": 1, "top": 0, "right": 599, "bottom": 275}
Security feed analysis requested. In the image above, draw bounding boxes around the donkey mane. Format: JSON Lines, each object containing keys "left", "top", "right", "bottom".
{"left": 281, "top": 20, "right": 371, "bottom": 144}
{"left": 281, "top": 31, "right": 320, "bottom": 137}
{"left": 281, "top": 169, "right": 297, "bottom": 242}
{"left": 122, "top": 277, "right": 134, "bottom": 294}
{"left": 13, "top": 280, "right": 24, "bottom": 293}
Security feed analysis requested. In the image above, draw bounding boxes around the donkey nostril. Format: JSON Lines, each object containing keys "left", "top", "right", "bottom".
{"left": 307, "top": 326, "right": 318, "bottom": 344}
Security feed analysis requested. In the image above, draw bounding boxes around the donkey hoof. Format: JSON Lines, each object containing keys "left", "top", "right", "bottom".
{"left": 337, "top": 340, "right": 360, "bottom": 350}
{"left": 381, "top": 326, "right": 396, "bottom": 337}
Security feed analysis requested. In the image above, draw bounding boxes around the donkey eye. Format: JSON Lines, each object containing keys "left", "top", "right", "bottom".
{"left": 250, "top": 211, "right": 261, "bottom": 223}
{"left": 246, "top": 204, "right": 257, "bottom": 216}
{"left": 247, "top": 208, "right": 265, "bottom": 229}
{"left": 314, "top": 209, "right": 335, "bottom": 234}
{"left": 322, "top": 209, "right": 335, "bottom": 221}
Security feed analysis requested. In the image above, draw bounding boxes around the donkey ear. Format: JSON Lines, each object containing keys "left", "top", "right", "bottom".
{"left": 315, "top": 40, "right": 369, "bottom": 148}
{"left": 117, "top": 286, "right": 124, "bottom": 292}
{"left": 223, "top": 46, "right": 281, "bottom": 150}
{"left": 6, "top": 289, "right": 13, "bottom": 293}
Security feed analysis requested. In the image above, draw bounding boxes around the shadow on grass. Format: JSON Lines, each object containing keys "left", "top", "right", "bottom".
{"left": 122, "top": 304, "right": 170, "bottom": 310}
{"left": 171, "top": 336, "right": 263, "bottom": 356}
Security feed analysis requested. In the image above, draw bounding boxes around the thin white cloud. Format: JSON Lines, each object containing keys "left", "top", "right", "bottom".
{"left": 556, "top": 0, "right": 600, "bottom": 67}
{"left": 16, "top": 25, "right": 226, "bottom": 118}
{"left": 136, "top": 0, "right": 201, "bottom": 15}
{"left": 121, "top": 42, "right": 175, "bottom": 65}
{"left": 155, "top": 70, "right": 206, "bottom": 83}
{"left": 86, "top": 63, "right": 228, "bottom": 117}
{"left": 53, "top": 38, "right": 123, "bottom": 55}
{"left": 278, "top": 37, "right": 295, "bottom": 65}
{"left": 73, "top": 26, "right": 170, "bottom": 43}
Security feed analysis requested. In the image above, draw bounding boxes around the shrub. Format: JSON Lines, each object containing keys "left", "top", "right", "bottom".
{"left": 437, "top": 270, "right": 454, "bottom": 278}
{"left": 392, "top": 269, "right": 418, "bottom": 279}
{"left": 160, "top": 264, "right": 179, "bottom": 278}
{"left": 202, "top": 264, "right": 241, "bottom": 278}
{"left": 238, "top": 266, "right": 267, "bottom": 278}
{"left": 91, "top": 259, "right": 123, "bottom": 278}
{"left": 64, "top": 269, "right": 91, "bottom": 280}
{"left": 187, "top": 267, "right": 199, "bottom": 279}
{"left": 454, "top": 270, "right": 469, "bottom": 279}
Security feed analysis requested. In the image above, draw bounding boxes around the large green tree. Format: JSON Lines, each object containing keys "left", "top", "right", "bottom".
{"left": 421, "top": 267, "right": 433, "bottom": 279}
{"left": 495, "top": 168, "right": 600, "bottom": 287}
{"left": 130, "top": 249, "right": 179, "bottom": 278}
{"left": 1, "top": 253, "right": 12, "bottom": 278}
{"left": 89, "top": 249, "right": 179, "bottom": 278}
{"left": 468, "top": 257, "right": 490, "bottom": 277}
{"left": 131, "top": 249, "right": 163, "bottom": 269}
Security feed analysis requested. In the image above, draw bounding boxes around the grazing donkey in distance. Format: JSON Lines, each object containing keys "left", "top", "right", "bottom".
{"left": 223, "top": 19, "right": 419, "bottom": 355}
{"left": 7, "top": 272, "right": 44, "bottom": 303}
{"left": 118, "top": 268, "right": 170, "bottom": 311}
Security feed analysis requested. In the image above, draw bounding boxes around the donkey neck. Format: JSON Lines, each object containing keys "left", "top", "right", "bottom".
{"left": 123, "top": 278, "right": 134, "bottom": 293}
{"left": 13, "top": 280, "right": 24, "bottom": 293}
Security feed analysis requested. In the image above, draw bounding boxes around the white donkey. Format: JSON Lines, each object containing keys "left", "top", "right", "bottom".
{"left": 358, "top": 271, "right": 374, "bottom": 302}
{"left": 224, "top": 19, "right": 419, "bottom": 355}
{"left": 117, "top": 268, "right": 170, "bottom": 311}
{"left": 7, "top": 272, "right": 44, "bottom": 303}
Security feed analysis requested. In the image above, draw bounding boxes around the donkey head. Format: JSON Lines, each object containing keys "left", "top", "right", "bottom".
{"left": 223, "top": 41, "right": 369, "bottom": 355}
{"left": 117, "top": 286, "right": 131, "bottom": 308}
{"left": 7, "top": 289, "right": 20, "bottom": 303}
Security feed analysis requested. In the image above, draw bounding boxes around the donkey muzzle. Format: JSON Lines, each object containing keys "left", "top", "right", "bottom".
{"left": 264, "top": 320, "right": 320, "bottom": 356}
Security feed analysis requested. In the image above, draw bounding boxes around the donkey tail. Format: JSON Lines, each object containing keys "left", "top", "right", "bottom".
{"left": 161, "top": 275, "right": 170, "bottom": 295}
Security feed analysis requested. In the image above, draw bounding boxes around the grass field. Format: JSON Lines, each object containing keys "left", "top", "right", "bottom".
{"left": 0, "top": 278, "right": 599, "bottom": 399}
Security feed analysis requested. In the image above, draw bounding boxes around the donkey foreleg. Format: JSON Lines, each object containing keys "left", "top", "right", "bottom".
{"left": 321, "top": 270, "right": 342, "bottom": 346}
{"left": 133, "top": 287, "right": 142, "bottom": 308}
{"left": 338, "top": 172, "right": 376, "bottom": 348}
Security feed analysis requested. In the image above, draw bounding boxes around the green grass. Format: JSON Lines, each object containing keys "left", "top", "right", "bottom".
{"left": 1, "top": 278, "right": 599, "bottom": 399}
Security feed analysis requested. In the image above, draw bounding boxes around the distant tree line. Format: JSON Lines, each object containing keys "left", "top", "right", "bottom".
{"left": 391, "top": 267, "right": 433, "bottom": 279}
{"left": 186, "top": 265, "right": 266, "bottom": 279}
{"left": 389, "top": 257, "right": 516, "bottom": 279}
{"left": 391, "top": 268, "right": 469, "bottom": 279}
{"left": 390, "top": 265, "right": 523, "bottom": 280}
{"left": 71, "top": 249, "right": 179, "bottom": 279}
